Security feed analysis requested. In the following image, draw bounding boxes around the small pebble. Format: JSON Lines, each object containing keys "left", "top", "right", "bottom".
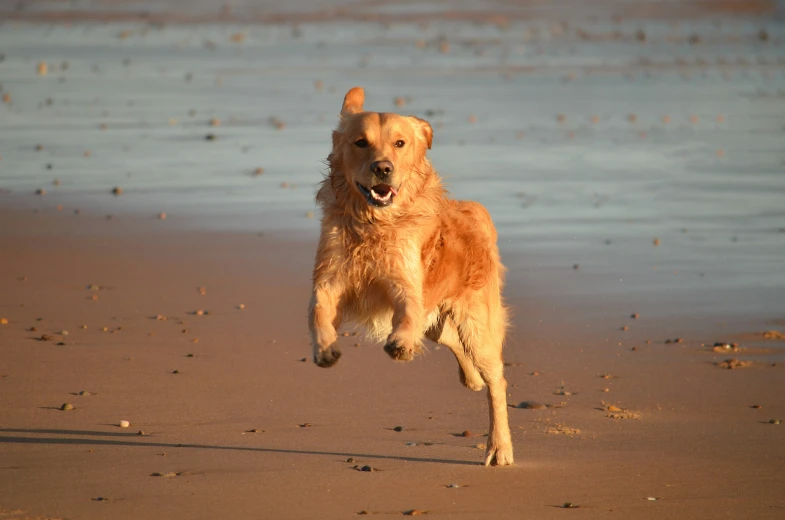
{"left": 460, "top": 430, "right": 472, "bottom": 437}
{"left": 137, "top": 430, "right": 146, "bottom": 436}
{"left": 60, "top": 403, "right": 74, "bottom": 411}
{"left": 172, "top": 370, "right": 179, "bottom": 374}
{"left": 237, "top": 303, "right": 246, "bottom": 309}
{"left": 205, "top": 133, "right": 216, "bottom": 141}
{"left": 0, "top": 318, "right": 7, "bottom": 325}
{"left": 78, "top": 390, "right": 91, "bottom": 396}
{"left": 112, "top": 187, "right": 123, "bottom": 196}
{"left": 248, "top": 428, "right": 263, "bottom": 433}
{"left": 562, "top": 502, "right": 580, "bottom": 509}
{"left": 360, "top": 465, "right": 373, "bottom": 472}
{"left": 346, "top": 458, "right": 355, "bottom": 463}
{"left": 158, "top": 212, "right": 167, "bottom": 220}
{"left": 151, "top": 472, "right": 178, "bottom": 478}
{"left": 769, "top": 419, "right": 781, "bottom": 425}
{"left": 119, "top": 420, "right": 130, "bottom": 428}
{"left": 403, "top": 510, "right": 425, "bottom": 516}
{"left": 653, "top": 238, "right": 661, "bottom": 246}
{"left": 393, "top": 426, "right": 404, "bottom": 432}
{"left": 631, "top": 313, "right": 639, "bottom": 319}
{"left": 517, "top": 401, "right": 546, "bottom": 410}
{"left": 750, "top": 405, "right": 761, "bottom": 409}
{"left": 447, "top": 483, "right": 461, "bottom": 488}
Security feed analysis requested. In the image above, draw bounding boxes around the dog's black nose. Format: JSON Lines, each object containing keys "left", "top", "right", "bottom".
{"left": 370, "top": 161, "right": 394, "bottom": 178}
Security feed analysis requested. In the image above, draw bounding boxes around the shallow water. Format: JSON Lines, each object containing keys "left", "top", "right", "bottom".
{"left": 1, "top": 14, "right": 784, "bottom": 318}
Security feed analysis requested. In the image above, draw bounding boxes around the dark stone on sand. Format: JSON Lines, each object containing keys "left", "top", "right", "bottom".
{"left": 346, "top": 458, "right": 355, "bottom": 463}
{"left": 60, "top": 403, "right": 74, "bottom": 411}
{"left": 517, "top": 401, "right": 546, "bottom": 410}
{"left": 361, "top": 465, "right": 373, "bottom": 472}
{"left": 205, "top": 133, "right": 217, "bottom": 141}
{"left": 393, "top": 426, "right": 404, "bottom": 432}
{"left": 563, "top": 502, "right": 580, "bottom": 509}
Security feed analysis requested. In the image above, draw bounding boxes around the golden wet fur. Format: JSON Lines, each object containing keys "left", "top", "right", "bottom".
{"left": 308, "top": 87, "right": 513, "bottom": 466}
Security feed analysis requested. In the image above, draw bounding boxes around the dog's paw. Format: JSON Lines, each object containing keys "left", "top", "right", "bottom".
{"left": 459, "top": 367, "right": 485, "bottom": 392}
{"left": 484, "top": 442, "right": 514, "bottom": 467}
{"left": 383, "top": 336, "right": 417, "bottom": 362}
{"left": 314, "top": 345, "right": 342, "bottom": 368}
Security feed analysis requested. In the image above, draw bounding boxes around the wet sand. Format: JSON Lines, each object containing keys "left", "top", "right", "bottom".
{"left": 2, "top": 1, "right": 785, "bottom": 518}
{"left": 1, "top": 207, "right": 784, "bottom": 519}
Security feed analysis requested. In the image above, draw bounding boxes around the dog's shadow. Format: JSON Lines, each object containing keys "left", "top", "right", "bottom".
{"left": 0, "top": 428, "right": 479, "bottom": 466}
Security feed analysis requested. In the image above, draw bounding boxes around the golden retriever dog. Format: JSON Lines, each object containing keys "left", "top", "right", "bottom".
{"left": 308, "top": 87, "right": 513, "bottom": 466}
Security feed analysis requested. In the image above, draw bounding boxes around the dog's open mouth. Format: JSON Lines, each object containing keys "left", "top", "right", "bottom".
{"left": 356, "top": 182, "right": 398, "bottom": 208}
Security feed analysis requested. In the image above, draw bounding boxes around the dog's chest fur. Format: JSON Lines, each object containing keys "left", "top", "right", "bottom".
{"left": 328, "top": 220, "right": 438, "bottom": 339}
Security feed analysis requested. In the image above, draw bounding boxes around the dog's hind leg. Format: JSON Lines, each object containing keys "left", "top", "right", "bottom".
{"left": 426, "top": 313, "right": 484, "bottom": 391}
{"left": 457, "top": 307, "right": 513, "bottom": 466}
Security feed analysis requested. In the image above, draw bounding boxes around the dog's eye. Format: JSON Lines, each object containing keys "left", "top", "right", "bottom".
{"left": 354, "top": 139, "right": 369, "bottom": 148}
{"left": 395, "top": 140, "right": 405, "bottom": 148}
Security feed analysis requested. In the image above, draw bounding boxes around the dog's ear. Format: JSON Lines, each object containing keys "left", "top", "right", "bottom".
{"left": 410, "top": 116, "right": 433, "bottom": 150}
{"left": 341, "top": 87, "right": 365, "bottom": 116}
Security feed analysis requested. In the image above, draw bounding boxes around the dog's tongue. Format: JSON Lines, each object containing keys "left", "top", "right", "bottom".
{"left": 371, "top": 184, "right": 396, "bottom": 198}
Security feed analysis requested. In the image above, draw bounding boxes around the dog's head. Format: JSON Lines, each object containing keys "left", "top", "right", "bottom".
{"left": 329, "top": 87, "right": 433, "bottom": 211}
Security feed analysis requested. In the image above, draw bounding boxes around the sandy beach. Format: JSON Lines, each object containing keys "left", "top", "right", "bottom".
{"left": 2, "top": 1, "right": 785, "bottom": 518}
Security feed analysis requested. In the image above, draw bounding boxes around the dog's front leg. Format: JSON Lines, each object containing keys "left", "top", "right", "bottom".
{"left": 309, "top": 282, "right": 344, "bottom": 368}
{"left": 383, "top": 280, "right": 424, "bottom": 362}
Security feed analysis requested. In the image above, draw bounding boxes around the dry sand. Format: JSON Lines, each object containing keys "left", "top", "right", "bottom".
{"left": 1, "top": 206, "right": 784, "bottom": 519}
